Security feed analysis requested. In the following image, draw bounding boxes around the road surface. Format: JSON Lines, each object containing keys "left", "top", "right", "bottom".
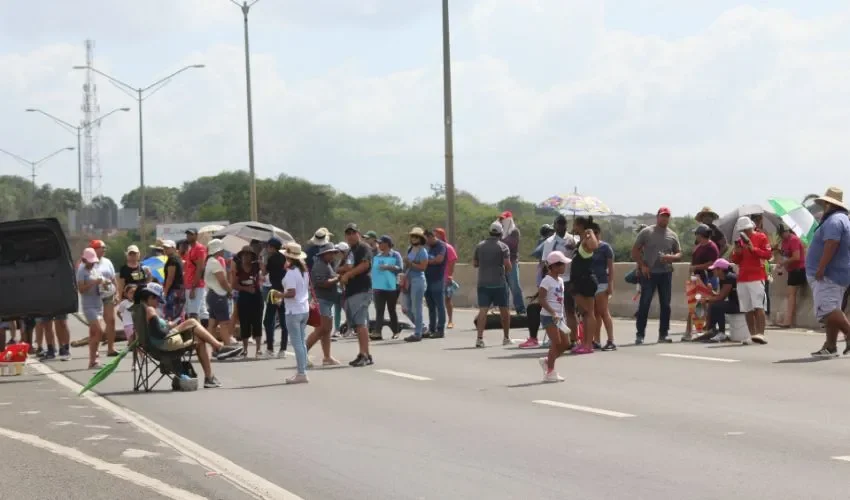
{"left": 4, "top": 309, "right": 850, "bottom": 499}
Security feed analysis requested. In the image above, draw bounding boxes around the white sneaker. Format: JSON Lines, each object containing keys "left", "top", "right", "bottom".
{"left": 538, "top": 357, "right": 548, "bottom": 374}
{"left": 502, "top": 337, "right": 513, "bottom": 346}
{"left": 710, "top": 332, "right": 728, "bottom": 343}
{"left": 751, "top": 334, "right": 768, "bottom": 345}
{"left": 285, "top": 374, "right": 309, "bottom": 384}
{"left": 277, "top": 350, "right": 286, "bottom": 359}
{"left": 543, "top": 370, "right": 564, "bottom": 383}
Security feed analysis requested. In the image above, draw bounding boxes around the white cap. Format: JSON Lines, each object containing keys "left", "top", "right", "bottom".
{"left": 546, "top": 250, "right": 572, "bottom": 266}
{"left": 335, "top": 242, "right": 350, "bottom": 252}
{"left": 161, "top": 240, "right": 176, "bottom": 249}
{"left": 126, "top": 245, "right": 140, "bottom": 254}
{"left": 489, "top": 222, "right": 503, "bottom": 235}
{"left": 207, "top": 238, "right": 224, "bottom": 254}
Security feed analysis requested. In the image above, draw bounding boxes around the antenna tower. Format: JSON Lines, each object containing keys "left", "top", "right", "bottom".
{"left": 81, "top": 39, "right": 101, "bottom": 204}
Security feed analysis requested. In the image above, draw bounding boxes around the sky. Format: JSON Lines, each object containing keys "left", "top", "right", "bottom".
{"left": 1, "top": 0, "right": 849, "bottom": 216}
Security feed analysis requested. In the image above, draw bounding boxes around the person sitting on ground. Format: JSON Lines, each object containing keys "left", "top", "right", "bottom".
{"left": 699, "top": 258, "right": 740, "bottom": 343}
{"left": 137, "top": 283, "right": 242, "bottom": 388}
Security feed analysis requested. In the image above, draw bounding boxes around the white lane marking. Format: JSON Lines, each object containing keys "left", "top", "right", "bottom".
{"left": 725, "top": 431, "right": 745, "bottom": 436}
{"left": 19, "top": 410, "right": 40, "bottom": 415}
{"left": 0, "top": 402, "right": 11, "bottom": 406}
{"left": 0, "top": 426, "right": 206, "bottom": 500}
{"left": 69, "top": 405, "right": 89, "bottom": 409}
{"left": 109, "top": 437, "right": 129, "bottom": 442}
{"left": 85, "top": 424, "right": 111, "bottom": 430}
{"left": 532, "top": 400, "right": 637, "bottom": 418}
{"left": 832, "top": 456, "right": 850, "bottom": 462}
{"left": 84, "top": 434, "right": 110, "bottom": 441}
{"left": 375, "top": 369, "right": 433, "bottom": 381}
{"left": 51, "top": 421, "right": 76, "bottom": 427}
{"left": 79, "top": 415, "right": 96, "bottom": 419}
{"left": 657, "top": 353, "right": 740, "bottom": 363}
{"left": 30, "top": 361, "right": 303, "bottom": 500}
{"left": 122, "top": 448, "right": 160, "bottom": 459}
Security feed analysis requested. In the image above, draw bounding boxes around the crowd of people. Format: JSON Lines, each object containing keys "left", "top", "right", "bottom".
{"left": 3, "top": 186, "right": 848, "bottom": 386}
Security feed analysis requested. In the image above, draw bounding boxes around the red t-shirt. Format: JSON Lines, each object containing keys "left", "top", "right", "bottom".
{"left": 184, "top": 243, "right": 207, "bottom": 289}
{"left": 730, "top": 230, "right": 772, "bottom": 282}
{"left": 780, "top": 234, "right": 805, "bottom": 271}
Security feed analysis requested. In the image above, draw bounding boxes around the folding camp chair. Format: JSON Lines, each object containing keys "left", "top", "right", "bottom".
{"left": 130, "top": 305, "right": 197, "bottom": 392}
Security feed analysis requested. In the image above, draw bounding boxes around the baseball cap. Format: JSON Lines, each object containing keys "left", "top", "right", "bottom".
{"left": 184, "top": 227, "right": 199, "bottom": 235}
{"left": 142, "top": 282, "right": 165, "bottom": 302}
{"left": 267, "top": 237, "right": 283, "bottom": 249}
{"left": 708, "top": 258, "right": 731, "bottom": 271}
{"left": 378, "top": 235, "right": 393, "bottom": 246}
{"left": 500, "top": 210, "right": 513, "bottom": 219}
{"left": 126, "top": 244, "right": 140, "bottom": 254}
{"left": 657, "top": 206, "right": 671, "bottom": 216}
{"left": 694, "top": 224, "right": 711, "bottom": 237}
{"left": 434, "top": 228, "right": 446, "bottom": 240}
{"left": 89, "top": 239, "right": 105, "bottom": 249}
{"left": 489, "top": 222, "right": 504, "bottom": 235}
{"left": 546, "top": 250, "right": 571, "bottom": 266}
{"left": 344, "top": 223, "right": 359, "bottom": 233}
{"left": 82, "top": 248, "right": 99, "bottom": 263}
{"left": 365, "top": 230, "right": 378, "bottom": 239}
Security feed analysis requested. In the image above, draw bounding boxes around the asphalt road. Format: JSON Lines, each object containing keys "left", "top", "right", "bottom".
{"left": 7, "top": 309, "right": 850, "bottom": 499}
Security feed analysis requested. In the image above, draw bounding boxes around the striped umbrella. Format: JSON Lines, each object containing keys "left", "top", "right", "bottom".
{"left": 767, "top": 198, "right": 817, "bottom": 245}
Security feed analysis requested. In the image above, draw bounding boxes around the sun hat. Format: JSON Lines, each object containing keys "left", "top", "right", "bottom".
{"left": 335, "top": 242, "right": 350, "bottom": 253}
{"left": 489, "top": 222, "right": 504, "bottom": 235}
{"left": 734, "top": 216, "right": 755, "bottom": 233}
{"left": 816, "top": 187, "right": 848, "bottom": 211}
{"left": 149, "top": 239, "right": 164, "bottom": 250}
{"left": 709, "top": 258, "right": 731, "bottom": 271}
{"left": 207, "top": 238, "right": 224, "bottom": 255}
{"left": 409, "top": 227, "right": 425, "bottom": 237}
{"left": 81, "top": 248, "right": 99, "bottom": 263}
{"left": 126, "top": 244, "right": 140, "bottom": 254}
{"left": 161, "top": 240, "right": 176, "bottom": 249}
{"left": 696, "top": 206, "right": 719, "bottom": 220}
{"left": 309, "top": 228, "right": 332, "bottom": 245}
{"left": 546, "top": 250, "right": 572, "bottom": 266}
{"left": 281, "top": 242, "right": 306, "bottom": 260}
{"left": 316, "top": 243, "right": 337, "bottom": 256}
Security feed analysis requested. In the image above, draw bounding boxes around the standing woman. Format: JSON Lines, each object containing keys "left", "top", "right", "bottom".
{"left": 403, "top": 228, "right": 429, "bottom": 342}
{"left": 306, "top": 243, "right": 341, "bottom": 366}
{"left": 776, "top": 224, "right": 806, "bottom": 327}
{"left": 232, "top": 246, "right": 265, "bottom": 358}
{"left": 90, "top": 240, "right": 119, "bottom": 356}
{"left": 77, "top": 248, "right": 106, "bottom": 369}
{"left": 372, "top": 235, "right": 403, "bottom": 340}
{"left": 281, "top": 243, "right": 311, "bottom": 384}
{"left": 591, "top": 227, "right": 617, "bottom": 351}
{"left": 569, "top": 216, "right": 600, "bottom": 355}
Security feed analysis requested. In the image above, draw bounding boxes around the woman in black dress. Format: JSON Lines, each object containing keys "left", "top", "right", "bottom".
{"left": 569, "top": 216, "right": 600, "bottom": 355}
{"left": 232, "top": 246, "right": 264, "bottom": 358}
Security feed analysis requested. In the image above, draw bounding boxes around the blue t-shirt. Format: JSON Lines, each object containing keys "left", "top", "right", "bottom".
{"left": 806, "top": 211, "right": 850, "bottom": 286}
{"left": 406, "top": 246, "right": 429, "bottom": 280}
{"left": 591, "top": 241, "right": 614, "bottom": 284}
{"left": 372, "top": 252, "right": 402, "bottom": 291}
{"left": 425, "top": 240, "right": 447, "bottom": 283}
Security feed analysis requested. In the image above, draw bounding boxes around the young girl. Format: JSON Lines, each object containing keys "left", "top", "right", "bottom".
{"left": 117, "top": 285, "right": 138, "bottom": 344}
{"left": 538, "top": 250, "right": 572, "bottom": 382}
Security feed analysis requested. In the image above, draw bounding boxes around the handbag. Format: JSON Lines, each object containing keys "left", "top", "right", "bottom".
{"left": 306, "top": 273, "right": 322, "bottom": 328}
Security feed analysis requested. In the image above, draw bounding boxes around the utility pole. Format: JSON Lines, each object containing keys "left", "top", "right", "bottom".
{"left": 231, "top": 0, "right": 261, "bottom": 221}
{"left": 441, "top": 0, "right": 457, "bottom": 245}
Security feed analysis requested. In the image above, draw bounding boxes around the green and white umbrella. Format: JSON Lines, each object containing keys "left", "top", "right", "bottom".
{"left": 767, "top": 198, "right": 817, "bottom": 245}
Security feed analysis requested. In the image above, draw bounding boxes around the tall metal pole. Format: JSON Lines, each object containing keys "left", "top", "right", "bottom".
{"left": 238, "top": 0, "right": 259, "bottom": 221}
{"left": 137, "top": 91, "right": 146, "bottom": 246}
{"left": 76, "top": 129, "right": 82, "bottom": 205}
{"left": 441, "top": 0, "right": 456, "bottom": 245}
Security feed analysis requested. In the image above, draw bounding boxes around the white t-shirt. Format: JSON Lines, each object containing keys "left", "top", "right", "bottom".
{"left": 539, "top": 275, "right": 565, "bottom": 317}
{"left": 282, "top": 269, "right": 310, "bottom": 315}
{"left": 204, "top": 257, "right": 228, "bottom": 296}
{"left": 117, "top": 299, "right": 134, "bottom": 329}
{"left": 541, "top": 234, "right": 576, "bottom": 281}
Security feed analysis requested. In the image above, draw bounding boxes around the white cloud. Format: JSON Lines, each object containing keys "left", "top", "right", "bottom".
{"left": 2, "top": 1, "right": 850, "bottom": 216}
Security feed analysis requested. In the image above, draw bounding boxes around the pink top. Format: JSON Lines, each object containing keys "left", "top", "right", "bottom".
{"left": 444, "top": 243, "right": 458, "bottom": 282}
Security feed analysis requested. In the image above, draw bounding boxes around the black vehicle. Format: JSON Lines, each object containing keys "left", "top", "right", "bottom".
{"left": 0, "top": 218, "right": 78, "bottom": 320}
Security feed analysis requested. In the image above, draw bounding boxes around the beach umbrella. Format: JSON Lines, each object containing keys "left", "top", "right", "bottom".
{"left": 767, "top": 198, "right": 817, "bottom": 245}
{"left": 197, "top": 225, "right": 225, "bottom": 246}
{"left": 141, "top": 255, "right": 167, "bottom": 284}
{"left": 538, "top": 193, "right": 612, "bottom": 215}
{"left": 79, "top": 340, "right": 138, "bottom": 395}
{"left": 214, "top": 221, "right": 294, "bottom": 243}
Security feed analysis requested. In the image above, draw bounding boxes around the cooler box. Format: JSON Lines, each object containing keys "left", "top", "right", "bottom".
{"left": 727, "top": 314, "right": 749, "bottom": 343}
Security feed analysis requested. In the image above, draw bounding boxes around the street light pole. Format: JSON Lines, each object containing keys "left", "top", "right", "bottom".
{"left": 25, "top": 107, "right": 131, "bottom": 208}
{"left": 231, "top": 0, "right": 261, "bottom": 221}
{"left": 72, "top": 64, "right": 204, "bottom": 247}
{"left": 0, "top": 146, "right": 75, "bottom": 216}
{"left": 441, "top": 0, "right": 457, "bottom": 245}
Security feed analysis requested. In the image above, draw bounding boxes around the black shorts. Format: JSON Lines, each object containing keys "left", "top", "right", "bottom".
{"left": 206, "top": 290, "right": 231, "bottom": 322}
{"left": 568, "top": 276, "right": 598, "bottom": 299}
{"left": 787, "top": 268, "right": 806, "bottom": 287}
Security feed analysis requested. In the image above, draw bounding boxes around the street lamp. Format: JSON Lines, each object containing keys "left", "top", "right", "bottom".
{"left": 72, "top": 64, "right": 205, "bottom": 247}
{"left": 0, "top": 146, "right": 75, "bottom": 215}
{"left": 230, "top": 0, "right": 261, "bottom": 221}
{"left": 441, "top": 0, "right": 456, "bottom": 245}
{"left": 25, "top": 107, "right": 131, "bottom": 207}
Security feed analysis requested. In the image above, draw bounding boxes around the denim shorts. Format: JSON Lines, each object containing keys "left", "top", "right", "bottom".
{"left": 540, "top": 315, "right": 556, "bottom": 328}
{"left": 206, "top": 290, "right": 230, "bottom": 322}
{"left": 477, "top": 285, "right": 508, "bottom": 308}
{"left": 595, "top": 283, "right": 609, "bottom": 296}
{"left": 317, "top": 298, "right": 335, "bottom": 318}
{"left": 344, "top": 292, "right": 371, "bottom": 327}
{"left": 82, "top": 306, "right": 103, "bottom": 322}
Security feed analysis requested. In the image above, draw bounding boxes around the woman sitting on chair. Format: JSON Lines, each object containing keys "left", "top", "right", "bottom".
{"left": 138, "top": 283, "right": 242, "bottom": 389}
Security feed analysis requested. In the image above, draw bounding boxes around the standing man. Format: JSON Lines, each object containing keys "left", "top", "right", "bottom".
{"left": 499, "top": 211, "right": 527, "bottom": 315}
{"left": 365, "top": 231, "right": 379, "bottom": 253}
{"left": 264, "top": 237, "right": 288, "bottom": 358}
{"left": 424, "top": 229, "right": 447, "bottom": 338}
{"left": 434, "top": 228, "right": 458, "bottom": 329}
{"left": 183, "top": 228, "right": 208, "bottom": 326}
{"left": 340, "top": 224, "right": 374, "bottom": 367}
{"left": 89, "top": 240, "right": 119, "bottom": 356}
{"left": 806, "top": 188, "right": 850, "bottom": 357}
{"left": 473, "top": 222, "right": 512, "bottom": 348}
{"left": 695, "top": 206, "right": 728, "bottom": 256}
{"left": 631, "top": 207, "right": 682, "bottom": 344}
{"left": 729, "top": 216, "right": 772, "bottom": 344}
{"left": 161, "top": 240, "right": 185, "bottom": 321}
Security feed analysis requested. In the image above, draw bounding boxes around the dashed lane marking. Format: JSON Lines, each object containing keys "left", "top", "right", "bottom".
{"left": 657, "top": 353, "right": 741, "bottom": 363}
{"left": 532, "top": 400, "right": 637, "bottom": 418}
{"left": 375, "top": 369, "right": 433, "bottom": 381}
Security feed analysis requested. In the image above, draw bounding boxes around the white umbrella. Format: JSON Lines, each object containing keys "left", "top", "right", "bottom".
{"left": 197, "top": 225, "right": 225, "bottom": 245}
{"left": 214, "top": 221, "right": 294, "bottom": 243}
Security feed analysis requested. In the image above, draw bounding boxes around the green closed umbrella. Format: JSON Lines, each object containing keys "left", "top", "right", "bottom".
{"left": 78, "top": 339, "right": 138, "bottom": 396}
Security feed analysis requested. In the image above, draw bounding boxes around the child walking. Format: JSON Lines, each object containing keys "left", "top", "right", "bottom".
{"left": 116, "top": 285, "right": 138, "bottom": 344}
{"left": 537, "top": 251, "right": 572, "bottom": 383}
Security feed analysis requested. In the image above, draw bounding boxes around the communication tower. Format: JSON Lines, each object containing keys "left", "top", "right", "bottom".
{"left": 81, "top": 39, "right": 101, "bottom": 204}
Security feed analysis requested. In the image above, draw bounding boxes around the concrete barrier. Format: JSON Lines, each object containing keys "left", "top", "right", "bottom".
{"left": 451, "top": 262, "right": 819, "bottom": 330}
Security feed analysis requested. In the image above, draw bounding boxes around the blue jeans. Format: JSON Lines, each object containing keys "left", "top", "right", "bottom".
{"left": 263, "top": 295, "right": 288, "bottom": 352}
{"left": 404, "top": 275, "right": 426, "bottom": 337}
{"left": 636, "top": 272, "right": 673, "bottom": 338}
{"left": 425, "top": 280, "right": 446, "bottom": 334}
{"left": 507, "top": 262, "right": 526, "bottom": 314}
{"left": 285, "top": 313, "right": 308, "bottom": 375}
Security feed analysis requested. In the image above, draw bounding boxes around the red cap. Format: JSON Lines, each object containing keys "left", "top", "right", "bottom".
{"left": 657, "top": 207, "right": 671, "bottom": 216}
{"left": 434, "top": 228, "right": 446, "bottom": 240}
{"left": 500, "top": 210, "right": 513, "bottom": 219}
{"left": 89, "top": 239, "right": 106, "bottom": 249}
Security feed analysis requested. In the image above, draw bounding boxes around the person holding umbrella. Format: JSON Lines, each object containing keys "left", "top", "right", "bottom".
{"left": 729, "top": 216, "right": 772, "bottom": 344}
